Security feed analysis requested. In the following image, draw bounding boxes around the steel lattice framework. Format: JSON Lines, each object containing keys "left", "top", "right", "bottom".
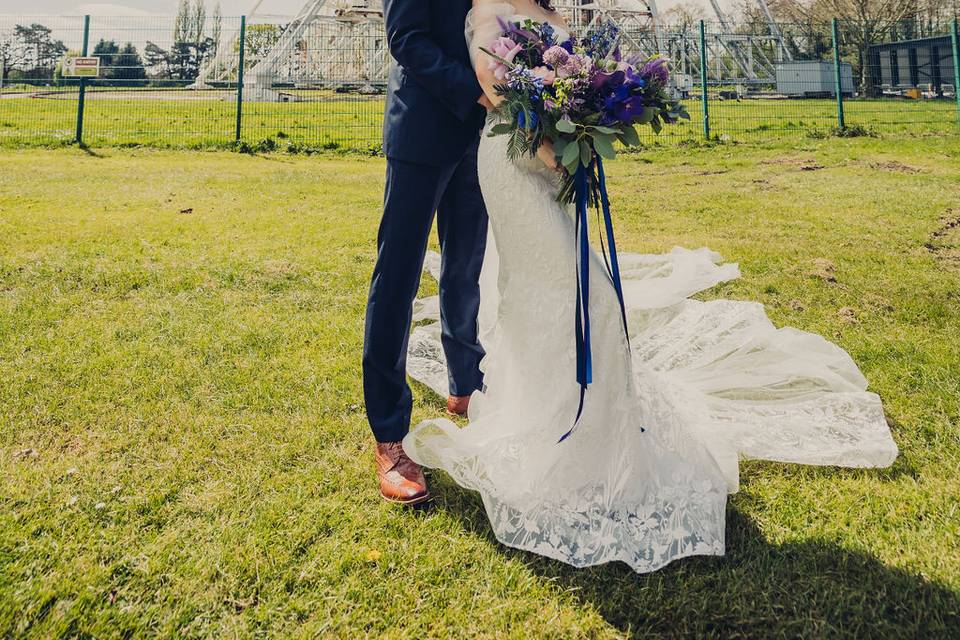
{"left": 193, "top": 0, "right": 792, "bottom": 100}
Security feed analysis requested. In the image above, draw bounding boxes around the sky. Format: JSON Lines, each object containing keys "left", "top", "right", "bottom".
{"left": 0, "top": 0, "right": 727, "bottom": 18}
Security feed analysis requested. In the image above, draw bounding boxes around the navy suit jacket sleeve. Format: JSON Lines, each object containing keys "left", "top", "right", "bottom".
{"left": 383, "top": 0, "right": 484, "bottom": 122}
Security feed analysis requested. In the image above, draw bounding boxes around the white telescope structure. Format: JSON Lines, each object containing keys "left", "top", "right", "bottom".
{"left": 192, "top": 0, "right": 792, "bottom": 100}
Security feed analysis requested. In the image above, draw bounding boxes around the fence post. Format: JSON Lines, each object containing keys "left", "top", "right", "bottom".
{"left": 952, "top": 18, "right": 960, "bottom": 124}
{"left": 75, "top": 14, "right": 90, "bottom": 145}
{"left": 831, "top": 18, "right": 845, "bottom": 129}
{"left": 699, "top": 20, "right": 710, "bottom": 140}
{"left": 235, "top": 15, "right": 246, "bottom": 142}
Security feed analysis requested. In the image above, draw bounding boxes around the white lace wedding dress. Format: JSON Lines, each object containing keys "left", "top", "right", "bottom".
{"left": 402, "top": 3, "right": 898, "bottom": 573}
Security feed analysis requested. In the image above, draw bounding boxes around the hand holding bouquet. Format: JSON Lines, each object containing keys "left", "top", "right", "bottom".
{"left": 480, "top": 18, "right": 689, "bottom": 203}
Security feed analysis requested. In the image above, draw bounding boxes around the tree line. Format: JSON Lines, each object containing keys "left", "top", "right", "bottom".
{"left": 0, "top": 0, "right": 223, "bottom": 86}
{"left": 667, "top": 0, "right": 959, "bottom": 93}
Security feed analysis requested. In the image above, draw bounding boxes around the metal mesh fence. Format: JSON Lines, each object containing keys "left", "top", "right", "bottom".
{"left": 1, "top": 13, "right": 958, "bottom": 150}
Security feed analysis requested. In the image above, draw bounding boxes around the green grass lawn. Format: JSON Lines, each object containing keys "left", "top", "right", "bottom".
{"left": 2, "top": 88, "right": 958, "bottom": 150}
{"left": 2, "top": 136, "right": 960, "bottom": 638}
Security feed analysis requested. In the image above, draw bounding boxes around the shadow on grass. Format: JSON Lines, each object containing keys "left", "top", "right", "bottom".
{"left": 426, "top": 473, "right": 960, "bottom": 638}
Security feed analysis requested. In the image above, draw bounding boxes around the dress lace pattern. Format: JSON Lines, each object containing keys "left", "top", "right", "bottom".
{"left": 402, "top": 5, "right": 898, "bottom": 573}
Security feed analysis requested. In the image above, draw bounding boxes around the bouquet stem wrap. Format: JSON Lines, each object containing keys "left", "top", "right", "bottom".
{"left": 559, "top": 156, "right": 633, "bottom": 442}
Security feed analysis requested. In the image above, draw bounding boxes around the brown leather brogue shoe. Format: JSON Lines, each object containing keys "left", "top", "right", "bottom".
{"left": 375, "top": 442, "right": 430, "bottom": 505}
{"left": 446, "top": 395, "right": 471, "bottom": 417}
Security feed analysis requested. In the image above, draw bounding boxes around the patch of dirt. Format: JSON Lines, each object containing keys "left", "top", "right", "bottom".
{"left": 866, "top": 160, "right": 922, "bottom": 174}
{"left": 808, "top": 258, "right": 837, "bottom": 283}
{"left": 760, "top": 156, "right": 825, "bottom": 171}
{"left": 837, "top": 307, "right": 859, "bottom": 324}
{"left": 926, "top": 210, "right": 960, "bottom": 271}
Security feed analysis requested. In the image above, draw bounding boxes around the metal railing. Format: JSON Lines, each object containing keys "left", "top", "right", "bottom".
{"left": 1, "top": 14, "right": 958, "bottom": 150}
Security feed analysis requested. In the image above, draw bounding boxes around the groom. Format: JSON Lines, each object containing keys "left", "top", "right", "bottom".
{"left": 362, "top": 0, "right": 492, "bottom": 505}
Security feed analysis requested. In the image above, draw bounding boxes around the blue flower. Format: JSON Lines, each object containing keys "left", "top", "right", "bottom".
{"left": 540, "top": 22, "right": 556, "bottom": 46}
{"left": 506, "top": 66, "right": 545, "bottom": 99}
{"left": 516, "top": 109, "right": 539, "bottom": 129}
{"left": 583, "top": 20, "right": 621, "bottom": 59}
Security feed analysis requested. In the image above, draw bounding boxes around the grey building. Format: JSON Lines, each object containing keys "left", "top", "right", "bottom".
{"left": 868, "top": 35, "right": 957, "bottom": 95}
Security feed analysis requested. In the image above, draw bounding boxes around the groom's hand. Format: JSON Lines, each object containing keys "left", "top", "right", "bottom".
{"left": 478, "top": 93, "right": 495, "bottom": 112}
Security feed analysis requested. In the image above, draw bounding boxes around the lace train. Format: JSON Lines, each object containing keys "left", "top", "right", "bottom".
{"left": 405, "top": 242, "right": 896, "bottom": 572}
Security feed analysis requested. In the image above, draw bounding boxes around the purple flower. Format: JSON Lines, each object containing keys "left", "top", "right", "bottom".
{"left": 590, "top": 69, "right": 625, "bottom": 92}
{"left": 641, "top": 56, "right": 670, "bottom": 86}
{"left": 605, "top": 94, "right": 648, "bottom": 124}
{"left": 497, "top": 16, "right": 538, "bottom": 43}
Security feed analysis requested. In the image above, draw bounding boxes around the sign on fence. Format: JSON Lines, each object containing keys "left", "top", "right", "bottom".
{"left": 61, "top": 56, "right": 100, "bottom": 78}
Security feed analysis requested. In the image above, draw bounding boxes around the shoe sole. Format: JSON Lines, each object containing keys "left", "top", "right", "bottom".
{"left": 380, "top": 491, "right": 431, "bottom": 506}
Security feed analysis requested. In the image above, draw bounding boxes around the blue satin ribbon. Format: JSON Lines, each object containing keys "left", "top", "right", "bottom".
{"left": 558, "top": 156, "right": 629, "bottom": 443}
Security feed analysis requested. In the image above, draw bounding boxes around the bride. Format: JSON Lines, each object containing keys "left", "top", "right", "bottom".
{"left": 402, "top": 0, "right": 898, "bottom": 573}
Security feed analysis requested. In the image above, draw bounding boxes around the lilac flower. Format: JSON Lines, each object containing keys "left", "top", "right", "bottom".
{"left": 543, "top": 45, "right": 569, "bottom": 68}
{"left": 557, "top": 54, "right": 589, "bottom": 78}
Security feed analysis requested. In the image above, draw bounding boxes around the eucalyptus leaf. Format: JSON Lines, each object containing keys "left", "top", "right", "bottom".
{"left": 579, "top": 138, "right": 592, "bottom": 168}
{"left": 620, "top": 125, "right": 641, "bottom": 147}
{"left": 561, "top": 140, "right": 580, "bottom": 169}
{"left": 593, "top": 134, "right": 617, "bottom": 160}
{"left": 590, "top": 125, "right": 618, "bottom": 134}
{"left": 556, "top": 119, "right": 577, "bottom": 133}
{"left": 637, "top": 107, "right": 656, "bottom": 125}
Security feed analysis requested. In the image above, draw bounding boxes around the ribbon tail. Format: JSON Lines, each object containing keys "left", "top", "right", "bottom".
{"left": 596, "top": 156, "right": 629, "bottom": 343}
{"left": 559, "top": 162, "right": 593, "bottom": 443}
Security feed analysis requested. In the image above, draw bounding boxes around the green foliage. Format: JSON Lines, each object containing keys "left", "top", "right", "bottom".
{"left": 833, "top": 123, "right": 878, "bottom": 138}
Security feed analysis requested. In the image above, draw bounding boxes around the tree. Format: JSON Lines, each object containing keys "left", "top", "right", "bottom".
{"left": 191, "top": 0, "right": 207, "bottom": 46}
{"left": 0, "top": 30, "right": 14, "bottom": 82}
{"left": 242, "top": 24, "right": 282, "bottom": 59}
{"left": 912, "top": 0, "right": 959, "bottom": 36}
{"left": 93, "top": 39, "right": 120, "bottom": 73}
{"left": 785, "top": 0, "right": 919, "bottom": 95}
{"left": 666, "top": 1, "right": 706, "bottom": 32}
{"left": 113, "top": 43, "right": 147, "bottom": 85}
{"left": 174, "top": 0, "right": 191, "bottom": 45}
{"left": 12, "top": 23, "right": 68, "bottom": 78}
{"left": 144, "top": 41, "right": 172, "bottom": 78}
{"left": 211, "top": 2, "right": 223, "bottom": 58}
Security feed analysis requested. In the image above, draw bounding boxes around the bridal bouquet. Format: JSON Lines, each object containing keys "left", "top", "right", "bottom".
{"left": 482, "top": 18, "right": 689, "bottom": 435}
{"left": 481, "top": 18, "right": 689, "bottom": 203}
